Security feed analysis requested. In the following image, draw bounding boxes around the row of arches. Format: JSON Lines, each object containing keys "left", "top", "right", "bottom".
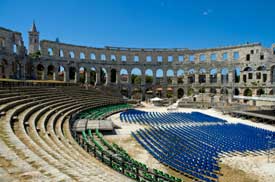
{"left": 0, "top": 59, "right": 23, "bottom": 79}
{"left": 35, "top": 63, "right": 275, "bottom": 86}
{"left": 119, "top": 87, "right": 273, "bottom": 100}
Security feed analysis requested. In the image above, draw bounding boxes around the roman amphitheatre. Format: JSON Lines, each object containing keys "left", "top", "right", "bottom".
{"left": 0, "top": 22, "right": 274, "bottom": 182}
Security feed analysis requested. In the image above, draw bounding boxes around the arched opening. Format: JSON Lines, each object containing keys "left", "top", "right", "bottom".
{"left": 145, "top": 69, "right": 153, "bottom": 84}
{"left": 47, "top": 65, "right": 55, "bottom": 80}
{"left": 210, "top": 88, "right": 217, "bottom": 95}
{"left": 243, "top": 67, "right": 253, "bottom": 83}
{"left": 69, "top": 67, "right": 76, "bottom": 81}
{"left": 166, "top": 69, "right": 174, "bottom": 84}
{"left": 120, "top": 69, "right": 128, "bottom": 83}
{"left": 221, "top": 68, "right": 228, "bottom": 84}
{"left": 57, "top": 65, "right": 65, "bottom": 81}
{"left": 0, "top": 59, "right": 8, "bottom": 78}
{"left": 257, "top": 65, "right": 266, "bottom": 71}
{"left": 48, "top": 48, "right": 53, "bottom": 56}
{"left": 101, "top": 54, "right": 106, "bottom": 61}
{"left": 59, "top": 49, "right": 64, "bottom": 57}
{"left": 199, "top": 88, "right": 205, "bottom": 93}
{"left": 243, "top": 88, "right": 252, "bottom": 103}
{"left": 111, "top": 69, "right": 117, "bottom": 83}
{"left": 80, "top": 52, "right": 85, "bottom": 60}
{"left": 90, "top": 53, "right": 96, "bottom": 60}
{"left": 177, "top": 69, "right": 184, "bottom": 84}
{"left": 199, "top": 68, "right": 206, "bottom": 83}
{"left": 256, "top": 88, "right": 265, "bottom": 96}
{"left": 132, "top": 87, "right": 142, "bottom": 100}
{"left": 188, "top": 69, "right": 195, "bottom": 84}
{"left": 234, "top": 67, "right": 240, "bottom": 83}
{"left": 90, "top": 67, "right": 96, "bottom": 85}
{"left": 156, "top": 69, "right": 163, "bottom": 85}
{"left": 256, "top": 65, "right": 267, "bottom": 81}
{"left": 100, "top": 68, "right": 107, "bottom": 85}
{"left": 220, "top": 88, "right": 228, "bottom": 95}
{"left": 269, "top": 89, "right": 274, "bottom": 95}
{"left": 131, "top": 68, "right": 142, "bottom": 84}
{"left": 69, "top": 51, "right": 75, "bottom": 58}
{"left": 36, "top": 64, "right": 44, "bottom": 80}
{"left": 177, "top": 88, "right": 184, "bottom": 99}
{"left": 187, "top": 88, "right": 194, "bottom": 96}
{"left": 271, "top": 65, "right": 275, "bottom": 83}
{"left": 145, "top": 88, "right": 153, "bottom": 100}
{"left": 79, "top": 67, "right": 86, "bottom": 83}
{"left": 167, "top": 87, "right": 173, "bottom": 98}
{"left": 233, "top": 88, "right": 240, "bottom": 95}
{"left": 210, "top": 68, "right": 217, "bottom": 83}
{"left": 156, "top": 87, "right": 163, "bottom": 98}
{"left": 121, "top": 87, "right": 129, "bottom": 98}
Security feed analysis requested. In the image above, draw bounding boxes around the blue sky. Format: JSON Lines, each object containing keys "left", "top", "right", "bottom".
{"left": 1, "top": 0, "right": 275, "bottom": 49}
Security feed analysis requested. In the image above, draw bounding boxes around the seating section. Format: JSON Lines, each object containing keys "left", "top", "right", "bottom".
{"left": 133, "top": 124, "right": 275, "bottom": 182}
{"left": 122, "top": 110, "right": 275, "bottom": 182}
{"left": 75, "top": 105, "right": 182, "bottom": 182}
{"left": 78, "top": 103, "right": 132, "bottom": 120}
{"left": 80, "top": 129, "right": 182, "bottom": 182}
{"left": 0, "top": 85, "right": 131, "bottom": 181}
{"left": 120, "top": 109, "right": 226, "bottom": 125}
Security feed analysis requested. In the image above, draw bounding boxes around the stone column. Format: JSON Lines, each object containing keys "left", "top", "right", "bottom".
{"left": 239, "top": 72, "right": 243, "bottom": 84}
{"left": 107, "top": 68, "right": 111, "bottom": 85}
{"left": 116, "top": 70, "right": 120, "bottom": 84}
{"left": 217, "top": 73, "right": 221, "bottom": 84}
{"left": 74, "top": 71, "right": 79, "bottom": 83}
{"left": 266, "top": 72, "right": 271, "bottom": 85}
{"left": 96, "top": 69, "right": 101, "bottom": 85}
{"left": 195, "top": 74, "right": 199, "bottom": 84}
{"left": 53, "top": 71, "right": 58, "bottom": 81}
{"left": 64, "top": 71, "right": 69, "bottom": 82}
{"left": 85, "top": 71, "right": 90, "bottom": 84}
{"left": 206, "top": 74, "right": 210, "bottom": 84}
{"left": 228, "top": 72, "right": 233, "bottom": 84}
{"left": 43, "top": 69, "right": 47, "bottom": 80}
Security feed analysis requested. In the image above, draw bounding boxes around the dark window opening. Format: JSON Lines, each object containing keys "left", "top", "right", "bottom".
{"left": 260, "top": 55, "right": 264, "bottom": 60}
{"left": 256, "top": 73, "right": 261, "bottom": 79}
{"left": 243, "top": 75, "right": 247, "bottom": 83}
{"left": 263, "top": 74, "right": 267, "bottom": 82}
{"left": 248, "top": 73, "right": 253, "bottom": 79}
{"left": 246, "top": 54, "right": 250, "bottom": 61}
{"left": 250, "top": 50, "right": 254, "bottom": 54}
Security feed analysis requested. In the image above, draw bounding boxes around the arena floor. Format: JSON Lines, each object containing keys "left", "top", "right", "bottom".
{"left": 106, "top": 102, "right": 275, "bottom": 182}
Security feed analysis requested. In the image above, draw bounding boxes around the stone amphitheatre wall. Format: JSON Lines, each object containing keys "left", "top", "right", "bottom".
{"left": 2, "top": 26, "right": 275, "bottom": 102}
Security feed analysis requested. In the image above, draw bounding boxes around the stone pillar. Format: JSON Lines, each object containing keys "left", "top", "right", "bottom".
{"left": 239, "top": 72, "right": 243, "bottom": 84}
{"left": 85, "top": 71, "right": 90, "bottom": 84}
{"left": 127, "top": 69, "right": 132, "bottom": 84}
{"left": 107, "top": 68, "right": 111, "bottom": 85}
{"left": 64, "top": 71, "right": 69, "bottom": 82}
{"left": 217, "top": 73, "right": 221, "bottom": 84}
{"left": 195, "top": 74, "right": 199, "bottom": 84}
{"left": 266, "top": 72, "right": 271, "bottom": 85}
{"left": 74, "top": 72, "right": 79, "bottom": 83}
{"left": 43, "top": 69, "right": 47, "bottom": 80}
{"left": 184, "top": 76, "right": 188, "bottom": 84}
{"left": 96, "top": 69, "right": 101, "bottom": 85}
{"left": 53, "top": 71, "right": 58, "bottom": 81}
{"left": 116, "top": 70, "right": 120, "bottom": 84}
{"left": 228, "top": 72, "right": 233, "bottom": 84}
{"left": 205, "top": 74, "right": 210, "bottom": 84}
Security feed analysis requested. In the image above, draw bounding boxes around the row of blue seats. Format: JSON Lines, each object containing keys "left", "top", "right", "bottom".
{"left": 120, "top": 109, "right": 226, "bottom": 125}
{"left": 132, "top": 123, "right": 275, "bottom": 182}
